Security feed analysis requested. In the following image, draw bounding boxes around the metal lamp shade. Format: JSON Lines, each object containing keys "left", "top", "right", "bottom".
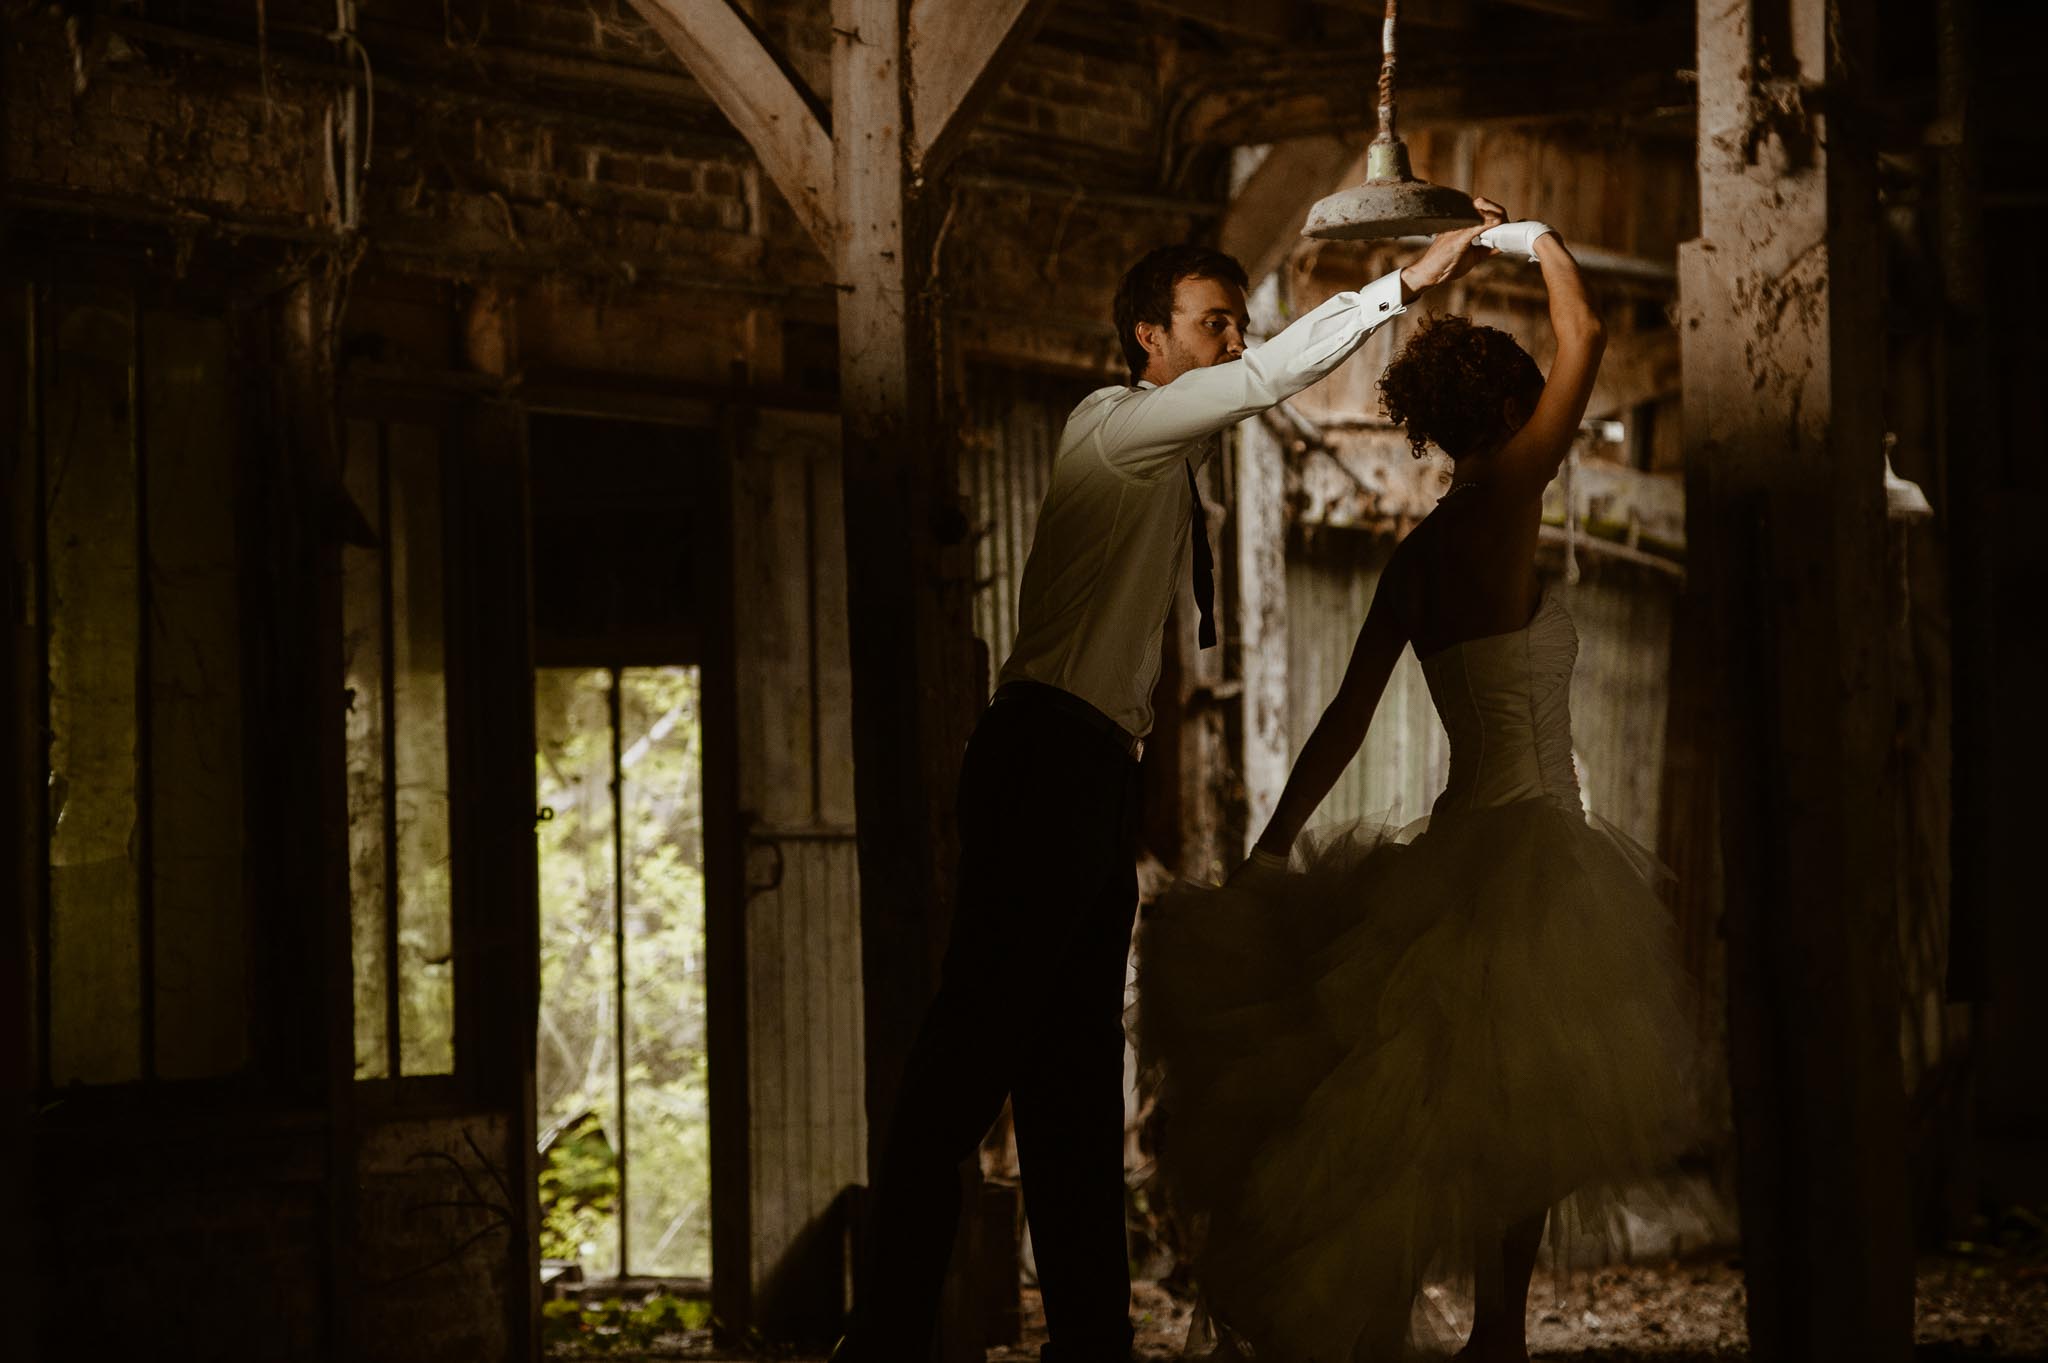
{"left": 1302, "top": 138, "right": 1481, "bottom": 241}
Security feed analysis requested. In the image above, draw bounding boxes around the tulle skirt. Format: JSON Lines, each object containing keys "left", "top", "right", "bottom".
{"left": 1132, "top": 797, "right": 1698, "bottom": 1362}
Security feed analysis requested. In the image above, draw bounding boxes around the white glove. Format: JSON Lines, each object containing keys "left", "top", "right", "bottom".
{"left": 1477, "top": 220, "right": 1555, "bottom": 263}
{"left": 1224, "top": 844, "right": 1290, "bottom": 890}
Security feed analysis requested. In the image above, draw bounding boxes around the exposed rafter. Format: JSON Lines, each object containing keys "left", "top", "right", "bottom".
{"left": 1173, "top": 18, "right": 1693, "bottom": 146}
{"left": 624, "top": 0, "right": 838, "bottom": 253}
{"left": 907, "top": 0, "right": 1058, "bottom": 174}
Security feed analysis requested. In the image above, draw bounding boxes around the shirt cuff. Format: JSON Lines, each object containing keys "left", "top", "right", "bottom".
{"left": 1356, "top": 268, "right": 1407, "bottom": 326}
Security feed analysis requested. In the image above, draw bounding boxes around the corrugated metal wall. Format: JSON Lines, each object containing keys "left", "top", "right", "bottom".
{"left": 1285, "top": 531, "right": 1450, "bottom": 828}
{"left": 1284, "top": 530, "right": 1675, "bottom": 848}
{"left": 964, "top": 364, "right": 1073, "bottom": 687}
{"left": 1565, "top": 567, "right": 1676, "bottom": 848}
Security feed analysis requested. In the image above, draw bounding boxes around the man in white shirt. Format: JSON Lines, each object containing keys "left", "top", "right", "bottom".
{"left": 838, "top": 211, "right": 1502, "bottom": 1363}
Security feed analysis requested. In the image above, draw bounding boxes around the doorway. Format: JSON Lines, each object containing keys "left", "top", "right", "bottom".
{"left": 526, "top": 411, "right": 727, "bottom": 1291}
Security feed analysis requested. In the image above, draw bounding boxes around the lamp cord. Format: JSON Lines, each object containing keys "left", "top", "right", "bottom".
{"left": 1377, "top": 0, "right": 1399, "bottom": 142}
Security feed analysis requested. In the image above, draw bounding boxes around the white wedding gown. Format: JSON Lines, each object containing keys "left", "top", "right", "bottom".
{"left": 1135, "top": 586, "right": 1696, "bottom": 1362}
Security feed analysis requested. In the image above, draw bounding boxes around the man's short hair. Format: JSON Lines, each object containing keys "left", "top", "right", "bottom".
{"left": 1112, "top": 244, "right": 1249, "bottom": 384}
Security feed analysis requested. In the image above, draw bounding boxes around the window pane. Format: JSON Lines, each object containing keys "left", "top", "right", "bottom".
{"left": 536, "top": 667, "right": 620, "bottom": 1278}
{"left": 46, "top": 288, "right": 142, "bottom": 1085}
{"left": 621, "top": 667, "right": 708, "bottom": 1277}
{"left": 145, "top": 310, "right": 248, "bottom": 1080}
{"left": 388, "top": 424, "right": 452, "bottom": 1076}
{"left": 343, "top": 419, "right": 388, "bottom": 1080}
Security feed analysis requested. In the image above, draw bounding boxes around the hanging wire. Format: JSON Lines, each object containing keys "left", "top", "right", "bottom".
{"left": 1377, "top": 0, "right": 1399, "bottom": 143}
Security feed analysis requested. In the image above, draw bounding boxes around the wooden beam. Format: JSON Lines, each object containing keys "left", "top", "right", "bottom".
{"left": 1219, "top": 136, "right": 1363, "bottom": 284}
{"left": 1495, "top": 0, "right": 1616, "bottom": 19}
{"left": 907, "top": 0, "right": 1057, "bottom": 174}
{"left": 1680, "top": 0, "right": 1912, "bottom": 1357}
{"left": 625, "top": 0, "right": 838, "bottom": 254}
{"left": 833, "top": 0, "right": 986, "bottom": 1354}
{"left": 1175, "top": 19, "right": 1693, "bottom": 145}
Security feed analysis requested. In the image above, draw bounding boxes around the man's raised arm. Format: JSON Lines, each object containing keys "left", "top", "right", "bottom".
{"left": 1093, "top": 200, "right": 1508, "bottom": 481}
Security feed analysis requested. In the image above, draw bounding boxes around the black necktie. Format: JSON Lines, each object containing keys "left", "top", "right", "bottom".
{"left": 1185, "top": 461, "right": 1216, "bottom": 650}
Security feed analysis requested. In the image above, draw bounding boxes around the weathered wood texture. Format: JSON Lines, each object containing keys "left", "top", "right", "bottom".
{"left": 355, "top": 1114, "right": 518, "bottom": 1362}
{"left": 830, "top": 5, "right": 988, "bottom": 1353}
{"left": 1234, "top": 417, "right": 1292, "bottom": 856}
{"left": 907, "top": 0, "right": 1057, "bottom": 174}
{"left": 449, "top": 290, "right": 544, "bottom": 1362}
{"left": 730, "top": 409, "right": 867, "bottom": 1340}
{"left": 1680, "top": 0, "right": 1912, "bottom": 1357}
{"left": 623, "top": 0, "right": 836, "bottom": 253}
{"left": 2, "top": 272, "right": 39, "bottom": 1363}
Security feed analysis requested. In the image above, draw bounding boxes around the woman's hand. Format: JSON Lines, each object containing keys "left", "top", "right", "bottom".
{"left": 1224, "top": 845, "right": 1290, "bottom": 892}
{"left": 1399, "top": 196, "right": 1509, "bottom": 299}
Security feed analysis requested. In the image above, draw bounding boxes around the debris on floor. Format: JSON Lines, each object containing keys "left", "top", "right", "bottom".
{"left": 541, "top": 1253, "right": 2048, "bottom": 1360}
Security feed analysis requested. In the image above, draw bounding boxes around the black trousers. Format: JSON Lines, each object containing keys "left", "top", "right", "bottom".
{"left": 860, "top": 687, "right": 1141, "bottom": 1361}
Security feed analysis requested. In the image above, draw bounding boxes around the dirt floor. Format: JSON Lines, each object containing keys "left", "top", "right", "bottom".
{"left": 546, "top": 1254, "right": 2048, "bottom": 1360}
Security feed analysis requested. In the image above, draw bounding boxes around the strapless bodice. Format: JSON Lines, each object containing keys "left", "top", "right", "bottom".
{"left": 1418, "top": 587, "right": 1581, "bottom": 816}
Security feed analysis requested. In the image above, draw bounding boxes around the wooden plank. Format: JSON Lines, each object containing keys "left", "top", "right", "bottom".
{"left": 385, "top": 421, "right": 455, "bottom": 1078}
{"left": 44, "top": 284, "right": 143, "bottom": 1086}
{"left": 907, "top": 0, "right": 1058, "bottom": 174}
{"left": 341, "top": 419, "right": 390, "bottom": 1081}
{"left": 732, "top": 429, "right": 810, "bottom": 826}
{"left": 1233, "top": 418, "right": 1291, "bottom": 857}
{"left": 142, "top": 310, "right": 249, "bottom": 1081}
{"left": 624, "top": 0, "right": 837, "bottom": 255}
{"left": 702, "top": 417, "right": 754, "bottom": 1338}
{"left": 1, "top": 278, "right": 39, "bottom": 1363}
{"left": 801, "top": 419, "right": 859, "bottom": 828}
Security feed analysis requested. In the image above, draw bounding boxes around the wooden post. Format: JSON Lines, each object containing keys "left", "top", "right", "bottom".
{"left": 452, "top": 285, "right": 541, "bottom": 1363}
{"left": 830, "top": 7, "right": 988, "bottom": 1355}
{"left": 1, "top": 271, "right": 39, "bottom": 1363}
{"left": 1234, "top": 416, "right": 1291, "bottom": 858}
{"left": 624, "top": 3, "right": 1055, "bottom": 1353}
{"left": 1679, "top": 0, "right": 1912, "bottom": 1358}
{"left": 1934, "top": 0, "right": 1991, "bottom": 1005}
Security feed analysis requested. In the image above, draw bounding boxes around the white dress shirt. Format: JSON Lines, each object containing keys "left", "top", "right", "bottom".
{"left": 997, "top": 268, "right": 1409, "bottom": 738}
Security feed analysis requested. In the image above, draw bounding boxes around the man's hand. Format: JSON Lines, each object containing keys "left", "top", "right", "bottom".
{"left": 1398, "top": 196, "right": 1509, "bottom": 300}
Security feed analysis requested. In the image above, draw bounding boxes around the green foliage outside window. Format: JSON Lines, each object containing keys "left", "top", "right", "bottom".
{"left": 536, "top": 666, "right": 710, "bottom": 1280}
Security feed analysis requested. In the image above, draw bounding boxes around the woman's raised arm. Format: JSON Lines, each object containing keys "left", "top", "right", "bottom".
{"left": 1252, "top": 562, "right": 1415, "bottom": 859}
{"left": 1490, "top": 233, "right": 1605, "bottom": 499}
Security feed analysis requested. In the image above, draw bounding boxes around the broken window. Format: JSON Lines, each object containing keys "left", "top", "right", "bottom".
{"left": 33, "top": 283, "right": 249, "bottom": 1086}
{"left": 344, "top": 419, "right": 455, "bottom": 1080}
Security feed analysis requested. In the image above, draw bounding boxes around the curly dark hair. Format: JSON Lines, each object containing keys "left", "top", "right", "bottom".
{"left": 1113, "top": 244, "right": 1249, "bottom": 384}
{"left": 1377, "top": 315, "right": 1545, "bottom": 460}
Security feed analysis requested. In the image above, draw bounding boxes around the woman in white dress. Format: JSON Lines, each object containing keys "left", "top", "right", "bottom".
{"left": 1135, "top": 222, "right": 1695, "bottom": 1363}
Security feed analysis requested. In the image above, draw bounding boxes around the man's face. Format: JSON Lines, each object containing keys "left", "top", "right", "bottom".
{"left": 1137, "top": 274, "right": 1249, "bottom": 385}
